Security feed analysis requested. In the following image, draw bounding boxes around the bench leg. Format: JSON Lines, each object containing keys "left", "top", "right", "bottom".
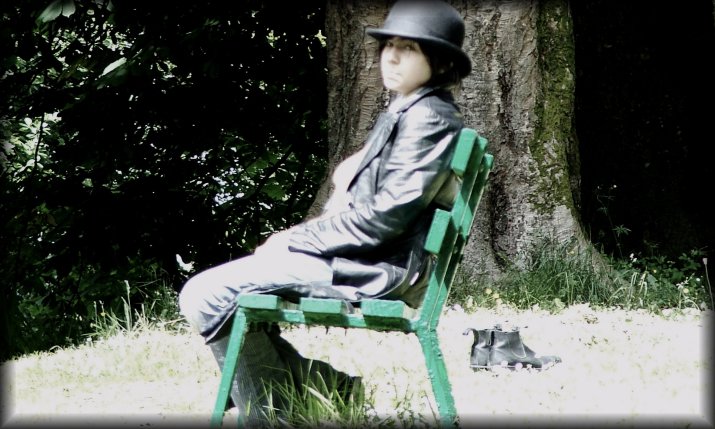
{"left": 417, "top": 328, "right": 458, "bottom": 428}
{"left": 210, "top": 311, "right": 248, "bottom": 428}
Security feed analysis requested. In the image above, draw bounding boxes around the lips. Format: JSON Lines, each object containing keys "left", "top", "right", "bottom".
{"left": 383, "top": 71, "right": 400, "bottom": 81}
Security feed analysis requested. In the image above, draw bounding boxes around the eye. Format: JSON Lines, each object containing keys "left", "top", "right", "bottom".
{"left": 405, "top": 41, "right": 421, "bottom": 52}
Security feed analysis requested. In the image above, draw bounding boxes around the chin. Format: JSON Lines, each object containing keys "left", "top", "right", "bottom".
{"left": 385, "top": 85, "right": 406, "bottom": 95}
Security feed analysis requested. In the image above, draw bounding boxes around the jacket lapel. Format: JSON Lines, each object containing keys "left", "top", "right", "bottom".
{"left": 349, "top": 87, "right": 439, "bottom": 185}
{"left": 352, "top": 111, "right": 399, "bottom": 177}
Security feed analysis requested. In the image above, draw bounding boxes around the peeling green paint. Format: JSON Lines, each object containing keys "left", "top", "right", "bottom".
{"left": 531, "top": 0, "right": 578, "bottom": 215}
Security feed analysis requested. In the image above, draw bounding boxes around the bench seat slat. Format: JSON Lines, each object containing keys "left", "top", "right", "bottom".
{"left": 299, "top": 297, "right": 349, "bottom": 314}
{"left": 361, "top": 298, "right": 416, "bottom": 319}
{"left": 236, "top": 293, "right": 282, "bottom": 310}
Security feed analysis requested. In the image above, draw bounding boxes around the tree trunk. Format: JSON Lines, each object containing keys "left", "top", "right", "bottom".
{"left": 322, "top": 0, "right": 590, "bottom": 288}
{"left": 309, "top": 0, "right": 390, "bottom": 219}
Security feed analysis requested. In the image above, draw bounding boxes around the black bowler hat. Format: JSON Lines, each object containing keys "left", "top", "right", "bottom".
{"left": 366, "top": 0, "right": 471, "bottom": 77}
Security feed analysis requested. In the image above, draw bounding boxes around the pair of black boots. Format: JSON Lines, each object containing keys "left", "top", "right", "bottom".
{"left": 463, "top": 324, "right": 562, "bottom": 371}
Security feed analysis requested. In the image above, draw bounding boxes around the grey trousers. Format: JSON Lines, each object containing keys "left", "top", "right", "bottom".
{"left": 178, "top": 235, "right": 355, "bottom": 425}
{"left": 179, "top": 231, "right": 337, "bottom": 340}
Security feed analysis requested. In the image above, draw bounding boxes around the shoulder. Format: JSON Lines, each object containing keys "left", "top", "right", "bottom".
{"left": 399, "top": 90, "right": 464, "bottom": 133}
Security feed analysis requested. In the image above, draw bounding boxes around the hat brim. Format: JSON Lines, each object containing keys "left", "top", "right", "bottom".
{"left": 366, "top": 28, "right": 471, "bottom": 78}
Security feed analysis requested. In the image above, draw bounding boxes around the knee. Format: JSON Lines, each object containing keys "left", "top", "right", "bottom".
{"left": 178, "top": 275, "right": 205, "bottom": 329}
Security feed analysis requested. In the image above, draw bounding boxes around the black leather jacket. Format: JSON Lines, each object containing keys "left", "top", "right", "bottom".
{"left": 288, "top": 86, "right": 464, "bottom": 307}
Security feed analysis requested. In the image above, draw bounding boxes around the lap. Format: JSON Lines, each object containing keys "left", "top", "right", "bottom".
{"left": 178, "top": 235, "right": 334, "bottom": 335}
{"left": 184, "top": 244, "right": 332, "bottom": 298}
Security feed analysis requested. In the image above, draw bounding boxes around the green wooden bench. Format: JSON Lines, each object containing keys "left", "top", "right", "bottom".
{"left": 210, "top": 128, "right": 493, "bottom": 428}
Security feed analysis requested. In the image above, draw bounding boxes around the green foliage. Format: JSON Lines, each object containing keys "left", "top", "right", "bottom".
{"left": 450, "top": 180, "right": 712, "bottom": 315}
{"left": 611, "top": 248, "right": 710, "bottom": 312}
{"left": 487, "top": 237, "right": 615, "bottom": 312}
{"left": 451, "top": 236, "right": 711, "bottom": 314}
{"left": 1, "top": 1, "right": 328, "bottom": 360}
{"left": 87, "top": 278, "right": 183, "bottom": 342}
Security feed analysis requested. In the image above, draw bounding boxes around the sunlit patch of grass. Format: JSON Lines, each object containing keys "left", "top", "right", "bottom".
{"left": 5, "top": 306, "right": 707, "bottom": 426}
{"left": 259, "top": 364, "right": 368, "bottom": 428}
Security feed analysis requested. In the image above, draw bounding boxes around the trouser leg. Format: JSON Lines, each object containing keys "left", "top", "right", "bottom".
{"left": 178, "top": 244, "right": 336, "bottom": 341}
{"left": 177, "top": 242, "right": 341, "bottom": 423}
{"left": 177, "top": 238, "right": 364, "bottom": 422}
{"left": 264, "top": 324, "right": 363, "bottom": 405}
{"left": 208, "top": 328, "right": 292, "bottom": 427}
{"left": 208, "top": 323, "right": 360, "bottom": 425}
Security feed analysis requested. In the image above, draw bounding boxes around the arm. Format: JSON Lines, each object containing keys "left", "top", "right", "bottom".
{"left": 288, "top": 105, "right": 459, "bottom": 257}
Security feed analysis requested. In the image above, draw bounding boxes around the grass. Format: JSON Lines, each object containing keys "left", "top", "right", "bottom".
{"left": 87, "top": 280, "right": 185, "bottom": 342}
{"left": 3, "top": 239, "right": 712, "bottom": 427}
{"left": 4, "top": 303, "right": 710, "bottom": 428}
{"left": 450, "top": 236, "right": 712, "bottom": 315}
{"left": 259, "top": 365, "right": 368, "bottom": 428}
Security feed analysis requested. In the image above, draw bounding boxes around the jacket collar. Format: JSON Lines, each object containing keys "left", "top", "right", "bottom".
{"left": 388, "top": 86, "right": 443, "bottom": 113}
{"left": 349, "top": 86, "right": 445, "bottom": 185}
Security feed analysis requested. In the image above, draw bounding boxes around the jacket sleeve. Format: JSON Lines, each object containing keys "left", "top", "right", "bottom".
{"left": 287, "top": 105, "right": 458, "bottom": 257}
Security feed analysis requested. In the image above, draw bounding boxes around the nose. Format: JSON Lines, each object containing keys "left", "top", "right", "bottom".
{"left": 383, "top": 45, "right": 398, "bottom": 63}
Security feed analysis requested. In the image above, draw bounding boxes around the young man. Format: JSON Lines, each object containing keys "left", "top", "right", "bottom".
{"left": 179, "top": 1, "right": 471, "bottom": 424}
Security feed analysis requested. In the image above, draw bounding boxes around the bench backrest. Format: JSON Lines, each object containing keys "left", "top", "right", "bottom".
{"left": 417, "top": 128, "right": 492, "bottom": 329}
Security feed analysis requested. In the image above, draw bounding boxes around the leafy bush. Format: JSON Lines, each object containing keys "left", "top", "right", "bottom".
{"left": 1, "top": 1, "right": 327, "bottom": 360}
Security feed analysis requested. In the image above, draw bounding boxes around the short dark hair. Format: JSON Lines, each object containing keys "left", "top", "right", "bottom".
{"left": 377, "top": 39, "right": 463, "bottom": 90}
{"left": 419, "top": 42, "right": 462, "bottom": 89}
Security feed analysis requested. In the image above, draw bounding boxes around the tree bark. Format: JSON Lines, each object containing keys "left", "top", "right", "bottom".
{"left": 322, "top": 0, "right": 590, "bottom": 288}
{"left": 310, "top": 0, "right": 390, "bottom": 218}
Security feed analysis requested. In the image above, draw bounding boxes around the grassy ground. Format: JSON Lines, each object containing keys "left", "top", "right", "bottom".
{"left": 2, "top": 304, "right": 712, "bottom": 428}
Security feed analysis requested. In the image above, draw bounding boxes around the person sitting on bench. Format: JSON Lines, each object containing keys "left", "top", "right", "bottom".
{"left": 178, "top": 1, "right": 473, "bottom": 424}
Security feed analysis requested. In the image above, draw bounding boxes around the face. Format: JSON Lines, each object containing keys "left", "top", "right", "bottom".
{"left": 380, "top": 37, "right": 432, "bottom": 96}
